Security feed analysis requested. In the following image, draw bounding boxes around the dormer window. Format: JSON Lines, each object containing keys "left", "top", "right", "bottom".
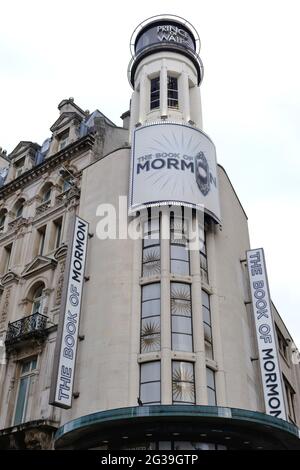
{"left": 15, "top": 199, "right": 25, "bottom": 219}
{"left": 15, "top": 158, "right": 25, "bottom": 178}
{"left": 58, "top": 130, "right": 69, "bottom": 151}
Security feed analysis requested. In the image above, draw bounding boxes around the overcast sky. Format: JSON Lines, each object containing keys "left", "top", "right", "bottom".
{"left": 1, "top": 0, "right": 299, "bottom": 347}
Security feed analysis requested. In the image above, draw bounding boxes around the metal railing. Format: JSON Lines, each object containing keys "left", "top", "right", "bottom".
{"left": 36, "top": 200, "right": 51, "bottom": 215}
{"left": 5, "top": 313, "right": 48, "bottom": 345}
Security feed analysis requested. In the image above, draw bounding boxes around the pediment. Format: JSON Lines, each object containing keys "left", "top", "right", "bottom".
{"left": 9, "top": 141, "right": 40, "bottom": 160}
{"left": 1, "top": 270, "right": 20, "bottom": 286}
{"left": 21, "top": 255, "right": 57, "bottom": 279}
{"left": 54, "top": 244, "right": 68, "bottom": 261}
{"left": 50, "top": 112, "right": 83, "bottom": 133}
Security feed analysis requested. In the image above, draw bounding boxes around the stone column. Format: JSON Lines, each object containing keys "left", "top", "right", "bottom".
{"left": 181, "top": 67, "right": 191, "bottom": 122}
{"left": 160, "top": 60, "right": 168, "bottom": 118}
{"left": 160, "top": 209, "right": 171, "bottom": 404}
{"left": 206, "top": 225, "right": 227, "bottom": 406}
{"left": 189, "top": 216, "right": 207, "bottom": 404}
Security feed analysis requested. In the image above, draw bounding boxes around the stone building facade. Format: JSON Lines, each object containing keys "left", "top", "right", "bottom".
{"left": 0, "top": 15, "right": 299, "bottom": 450}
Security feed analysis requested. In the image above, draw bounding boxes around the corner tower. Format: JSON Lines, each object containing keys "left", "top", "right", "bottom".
{"left": 128, "top": 15, "right": 204, "bottom": 134}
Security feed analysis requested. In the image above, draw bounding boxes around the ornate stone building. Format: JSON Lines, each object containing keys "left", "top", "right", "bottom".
{"left": 0, "top": 15, "right": 299, "bottom": 450}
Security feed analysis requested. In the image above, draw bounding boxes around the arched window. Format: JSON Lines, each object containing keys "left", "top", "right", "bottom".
{"left": 14, "top": 199, "right": 25, "bottom": 219}
{"left": 31, "top": 284, "right": 45, "bottom": 315}
{"left": 42, "top": 185, "right": 52, "bottom": 202}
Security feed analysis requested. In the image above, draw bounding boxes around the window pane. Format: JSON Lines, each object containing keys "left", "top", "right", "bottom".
{"left": 172, "top": 316, "right": 192, "bottom": 334}
{"left": 143, "top": 247, "right": 160, "bottom": 276}
{"left": 141, "top": 318, "right": 160, "bottom": 353}
{"left": 206, "top": 368, "right": 215, "bottom": 389}
{"left": 14, "top": 377, "right": 29, "bottom": 425}
{"left": 205, "top": 342, "right": 213, "bottom": 359}
{"left": 204, "top": 323, "right": 212, "bottom": 342}
{"left": 171, "top": 259, "right": 189, "bottom": 276}
{"left": 171, "top": 283, "right": 191, "bottom": 316}
{"left": 30, "top": 357, "right": 37, "bottom": 371}
{"left": 207, "top": 387, "right": 217, "bottom": 406}
{"left": 21, "top": 361, "right": 31, "bottom": 374}
{"left": 171, "top": 245, "right": 189, "bottom": 261}
{"left": 202, "top": 291, "right": 210, "bottom": 309}
{"left": 168, "top": 76, "right": 178, "bottom": 90}
{"left": 172, "top": 362, "right": 195, "bottom": 403}
{"left": 203, "top": 306, "right": 211, "bottom": 326}
{"left": 172, "top": 333, "right": 193, "bottom": 352}
{"left": 142, "top": 283, "right": 160, "bottom": 301}
{"left": 143, "top": 236, "right": 159, "bottom": 248}
{"left": 142, "top": 299, "right": 160, "bottom": 318}
{"left": 140, "top": 381, "right": 160, "bottom": 404}
{"left": 141, "top": 361, "right": 160, "bottom": 383}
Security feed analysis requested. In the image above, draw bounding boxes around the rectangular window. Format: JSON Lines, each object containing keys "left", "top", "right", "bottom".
{"left": 202, "top": 290, "right": 213, "bottom": 359}
{"left": 54, "top": 218, "right": 62, "bottom": 249}
{"left": 199, "top": 227, "right": 208, "bottom": 283}
{"left": 37, "top": 226, "right": 46, "bottom": 255}
{"left": 283, "top": 377, "right": 296, "bottom": 423}
{"left": 170, "top": 216, "right": 189, "bottom": 275}
{"left": 141, "top": 283, "right": 160, "bottom": 353}
{"left": 15, "top": 157, "right": 25, "bottom": 179}
{"left": 58, "top": 130, "right": 69, "bottom": 150}
{"left": 171, "top": 282, "right": 193, "bottom": 352}
{"left": 167, "top": 76, "right": 178, "bottom": 109}
{"left": 1, "top": 243, "right": 12, "bottom": 273}
{"left": 276, "top": 326, "right": 289, "bottom": 362}
{"left": 140, "top": 361, "right": 161, "bottom": 405}
{"left": 172, "top": 361, "right": 195, "bottom": 404}
{"left": 206, "top": 367, "right": 217, "bottom": 405}
{"left": 142, "top": 218, "right": 160, "bottom": 277}
{"left": 150, "top": 77, "right": 160, "bottom": 110}
{"left": 14, "top": 357, "right": 37, "bottom": 425}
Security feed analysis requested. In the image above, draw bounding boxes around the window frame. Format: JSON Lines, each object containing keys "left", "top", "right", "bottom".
{"left": 172, "top": 360, "right": 195, "bottom": 405}
{"left": 170, "top": 215, "right": 190, "bottom": 276}
{"left": 150, "top": 76, "right": 160, "bottom": 110}
{"left": 202, "top": 289, "right": 214, "bottom": 359}
{"left": 139, "top": 361, "right": 161, "bottom": 405}
{"left": 142, "top": 217, "right": 160, "bottom": 277}
{"left": 140, "top": 282, "right": 161, "bottom": 353}
{"left": 13, "top": 356, "right": 38, "bottom": 426}
{"left": 206, "top": 367, "right": 217, "bottom": 406}
{"left": 171, "top": 282, "right": 193, "bottom": 353}
{"left": 167, "top": 75, "right": 179, "bottom": 109}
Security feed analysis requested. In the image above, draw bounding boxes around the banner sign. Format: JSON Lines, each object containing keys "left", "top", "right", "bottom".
{"left": 129, "top": 122, "right": 221, "bottom": 223}
{"left": 49, "top": 216, "right": 89, "bottom": 409}
{"left": 246, "top": 248, "right": 286, "bottom": 420}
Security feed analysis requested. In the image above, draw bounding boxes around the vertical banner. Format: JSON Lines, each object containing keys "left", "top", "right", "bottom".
{"left": 246, "top": 248, "right": 286, "bottom": 420}
{"left": 49, "top": 216, "right": 89, "bottom": 409}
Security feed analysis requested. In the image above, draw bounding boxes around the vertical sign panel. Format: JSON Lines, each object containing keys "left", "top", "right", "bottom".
{"left": 246, "top": 248, "right": 286, "bottom": 420}
{"left": 49, "top": 216, "right": 89, "bottom": 408}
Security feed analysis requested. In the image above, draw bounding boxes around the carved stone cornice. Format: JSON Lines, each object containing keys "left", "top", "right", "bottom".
{"left": 1, "top": 271, "right": 20, "bottom": 286}
{"left": 0, "top": 134, "right": 95, "bottom": 199}
{"left": 54, "top": 244, "right": 68, "bottom": 260}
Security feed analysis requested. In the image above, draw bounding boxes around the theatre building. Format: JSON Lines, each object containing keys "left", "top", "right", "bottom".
{"left": 0, "top": 15, "right": 299, "bottom": 450}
